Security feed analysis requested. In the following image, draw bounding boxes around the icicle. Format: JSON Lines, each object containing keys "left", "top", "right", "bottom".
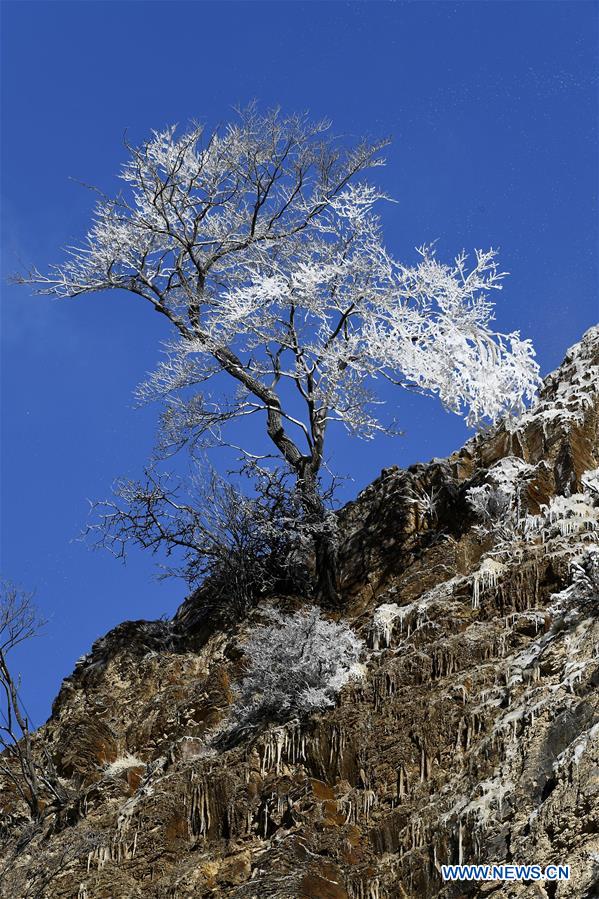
{"left": 260, "top": 724, "right": 296, "bottom": 775}
{"left": 398, "top": 765, "right": 405, "bottom": 800}
{"left": 349, "top": 878, "right": 381, "bottom": 899}
{"left": 371, "top": 602, "right": 417, "bottom": 648}
{"left": 189, "top": 778, "right": 211, "bottom": 837}
{"left": 329, "top": 725, "right": 338, "bottom": 766}
{"left": 455, "top": 717, "right": 465, "bottom": 751}
{"left": 91, "top": 845, "right": 110, "bottom": 872}
{"left": 472, "top": 558, "right": 505, "bottom": 608}
{"left": 363, "top": 789, "right": 376, "bottom": 822}
{"left": 465, "top": 722, "right": 472, "bottom": 751}
{"left": 339, "top": 797, "right": 354, "bottom": 825}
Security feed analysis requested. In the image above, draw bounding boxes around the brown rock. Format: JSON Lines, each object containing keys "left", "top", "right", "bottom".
{"left": 1, "top": 326, "right": 598, "bottom": 899}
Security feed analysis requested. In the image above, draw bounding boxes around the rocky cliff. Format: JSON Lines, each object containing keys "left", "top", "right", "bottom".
{"left": 1, "top": 326, "right": 598, "bottom": 899}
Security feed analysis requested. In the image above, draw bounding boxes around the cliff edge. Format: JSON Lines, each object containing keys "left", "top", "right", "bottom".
{"left": 1, "top": 326, "right": 598, "bottom": 898}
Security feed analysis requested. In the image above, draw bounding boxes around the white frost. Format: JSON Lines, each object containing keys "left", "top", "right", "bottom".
{"left": 472, "top": 558, "right": 505, "bottom": 609}
{"left": 103, "top": 754, "right": 144, "bottom": 776}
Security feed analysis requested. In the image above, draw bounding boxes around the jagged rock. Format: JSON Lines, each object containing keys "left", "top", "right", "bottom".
{"left": 1, "top": 326, "right": 598, "bottom": 898}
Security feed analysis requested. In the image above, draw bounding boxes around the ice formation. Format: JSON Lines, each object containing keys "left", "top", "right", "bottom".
{"left": 472, "top": 558, "right": 506, "bottom": 609}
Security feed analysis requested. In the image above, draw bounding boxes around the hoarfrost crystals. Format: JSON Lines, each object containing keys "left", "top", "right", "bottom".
{"left": 232, "top": 606, "right": 364, "bottom": 726}
{"left": 24, "top": 110, "right": 541, "bottom": 464}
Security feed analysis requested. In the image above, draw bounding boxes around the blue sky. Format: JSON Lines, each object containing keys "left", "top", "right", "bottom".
{"left": 1, "top": 0, "right": 597, "bottom": 725}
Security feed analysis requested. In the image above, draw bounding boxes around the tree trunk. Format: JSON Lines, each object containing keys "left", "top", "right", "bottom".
{"left": 313, "top": 526, "right": 340, "bottom": 608}
{"left": 297, "top": 466, "right": 341, "bottom": 608}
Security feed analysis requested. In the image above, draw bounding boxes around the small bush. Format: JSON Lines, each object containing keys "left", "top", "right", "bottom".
{"left": 467, "top": 484, "right": 512, "bottom": 526}
{"left": 466, "top": 483, "right": 519, "bottom": 542}
{"left": 88, "top": 465, "right": 318, "bottom": 619}
{"left": 233, "top": 607, "right": 364, "bottom": 728}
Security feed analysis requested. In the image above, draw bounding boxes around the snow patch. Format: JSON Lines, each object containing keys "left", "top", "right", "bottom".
{"left": 104, "top": 754, "right": 144, "bottom": 776}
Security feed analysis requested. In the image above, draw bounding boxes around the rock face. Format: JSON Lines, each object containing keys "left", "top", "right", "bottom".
{"left": 1, "top": 326, "right": 598, "bottom": 899}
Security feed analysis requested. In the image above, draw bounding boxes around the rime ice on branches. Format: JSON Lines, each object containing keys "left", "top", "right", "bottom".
{"left": 19, "top": 107, "right": 540, "bottom": 605}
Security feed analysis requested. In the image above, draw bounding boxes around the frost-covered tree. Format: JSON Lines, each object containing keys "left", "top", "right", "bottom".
{"left": 231, "top": 606, "right": 363, "bottom": 733}
{"left": 18, "top": 106, "right": 539, "bottom": 604}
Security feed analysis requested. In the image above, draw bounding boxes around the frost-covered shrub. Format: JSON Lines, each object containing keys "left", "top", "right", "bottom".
{"left": 466, "top": 457, "right": 542, "bottom": 543}
{"left": 570, "top": 545, "right": 599, "bottom": 595}
{"left": 467, "top": 484, "right": 517, "bottom": 541}
{"left": 233, "top": 607, "right": 364, "bottom": 727}
{"left": 467, "top": 484, "right": 512, "bottom": 524}
{"left": 581, "top": 468, "right": 599, "bottom": 501}
{"left": 548, "top": 545, "right": 599, "bottom": 621}
{"left": 406, "top": 483, "right": 442, "bottom": 527}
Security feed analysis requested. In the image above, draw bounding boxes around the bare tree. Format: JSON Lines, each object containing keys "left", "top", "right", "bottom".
{"left": 18, "top": 106, "right": 540, "bottom": 604}
{"left": 0, "top": 582, "right": 68, "bottom": 823}
{"left": 86, "top": 465, "right": 325, "bottom": 615}
{"left": 234, "top": 606, "right": 363, "bottom": 725}
{"left": 0, "top": 825, "right": 103, "bottom": 899}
